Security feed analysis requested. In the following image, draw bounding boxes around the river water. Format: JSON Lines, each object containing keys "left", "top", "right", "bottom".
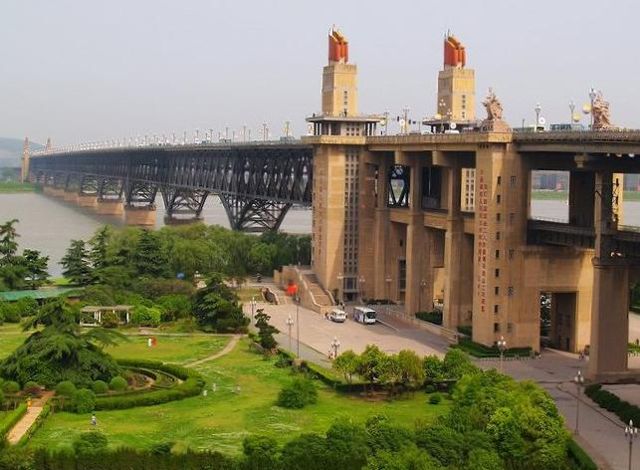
{"left": 0, "top": 193, "right": 637, "bottom": 276}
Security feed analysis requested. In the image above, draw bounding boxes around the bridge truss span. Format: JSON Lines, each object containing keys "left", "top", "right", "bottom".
{"left": 30, "top": 143, "right": 313, "bottom": 231}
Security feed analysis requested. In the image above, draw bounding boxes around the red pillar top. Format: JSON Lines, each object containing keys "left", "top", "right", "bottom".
{"left": 328, "top": 28, "right": 349, "bottom": 63}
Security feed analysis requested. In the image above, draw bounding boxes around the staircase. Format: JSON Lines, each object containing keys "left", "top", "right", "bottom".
{"left": 304, "top": 272, "right": 334, "bottom": 307}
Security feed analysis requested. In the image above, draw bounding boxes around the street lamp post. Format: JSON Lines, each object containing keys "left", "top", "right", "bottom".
{"left": 358, "top": 276, "right": 365, "bottom": 303}
{"left": 569, "top": 100, "right": 576, "bottom": 124}
{"left": 295, "top": 295, "right": 300, "bottom": 357}
{"left": 534, "top": 103, "right": 542, "bottom": 132}
{"left": 330, "top": 336, "right": 341, "bottom": 360}
{"left": 573, "top": 369, "right": 584, "bottom": 435}
{"left": 497, "top": 336, "right": 507, "bottom": 373}
{"left": 385, "top": 275, "right": 392, "bottom": 317}
{"left": 625, "top": 420, "right": 638, "bottom": 470}
{"left": 337, "top": 272, "right": 344, "bottom": 306}
{"left": 251, "top": 296, "right": 256, "bottom": 322}
{"left": 419, "top": 279, "right": 427, "bottom": 312}
{"left": 286, "top": 315, "right": 294, "bottom": 353}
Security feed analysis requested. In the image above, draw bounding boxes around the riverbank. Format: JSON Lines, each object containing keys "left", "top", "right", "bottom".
{"left": 532, "top": 190, "right": 640, "bottom": 201}
{"left": 0, "top": 182, "right": 37, "bottom": 193}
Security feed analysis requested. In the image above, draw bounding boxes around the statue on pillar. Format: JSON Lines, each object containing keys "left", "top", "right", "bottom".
{"left": 591, "top": 91, "right": 613, "bottom": 131}
{"left": 480, "top": 88, "right": 510, "bottom": 132}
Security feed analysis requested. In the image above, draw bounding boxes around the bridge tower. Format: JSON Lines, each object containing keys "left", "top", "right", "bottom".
{"left": 21, "top": 137, "right": 30, "bottom": 183}
{"left": 437, "top": 33, "right": 475, "bottom": 124}
{"left": 306, "top": 28, "right": 381, "bottom": 302}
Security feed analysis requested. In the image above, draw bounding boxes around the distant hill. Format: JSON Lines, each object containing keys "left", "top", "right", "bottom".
{"left": 0, "top": 137, "right": 44, "bottom": 167}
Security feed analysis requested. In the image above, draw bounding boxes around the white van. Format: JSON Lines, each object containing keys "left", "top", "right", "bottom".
{"left": 329, "top": 308, "right": 347, "bottom": 323}
{"left": 353, "top": 307, "right": 377, "bottom": 325}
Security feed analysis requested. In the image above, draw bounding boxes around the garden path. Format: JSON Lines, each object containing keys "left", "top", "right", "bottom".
{"left": 6, "top": 391, "right": 54, "bottom": 445}
{"left": 183, "top": 334, "right": 242, "bottom": 367}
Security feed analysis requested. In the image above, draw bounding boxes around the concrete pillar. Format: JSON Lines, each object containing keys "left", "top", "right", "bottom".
{"left": 443, "top": 164, "right": 464, "bottom": 329}
{"left": 405, "top": 160, "right": 424, "bottom": 316}
{"left": 568, "top": 172, "right": 595, "bottom": 227}
{"left": 373, "top": 163, "right": 390, "bottom": 299}
{"left": 163, "top": 215, "right": 202, "bottom": 225}
{"left": 77, "top": 194, "right": 98, "bottom": 208}
{"left": 124, "top": 206, "right": 156, "bottom": 226}
{"left": 587, "top": 170, "right": 629, "bottom": 381}
{"left": 95, "top": 200, "right": 124, "bottom": 216}
{"left": 63, "top": 190, "right": 78, "bottom": 202}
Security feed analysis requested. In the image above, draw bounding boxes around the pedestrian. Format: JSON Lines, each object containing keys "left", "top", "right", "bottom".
{"left": 91, "top": 414, "right": 97, "bottom": 426}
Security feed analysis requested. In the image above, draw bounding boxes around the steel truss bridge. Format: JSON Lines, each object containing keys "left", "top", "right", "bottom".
{"left": 30, "top": 142, "right": 313, "bottom": 232}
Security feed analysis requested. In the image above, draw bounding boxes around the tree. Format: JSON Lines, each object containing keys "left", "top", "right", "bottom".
{"left": 89, "top": 226, "right": 111, "bottom": 283}
{"left": 356, "top": 344, "right": 386, "bottom": 390}
{"left": 248, "top": 242, "right": 277, "bottom": 275}
{"left": 325, "top": 420, "right": 369, "bottom": 469}
{"left": 242, "top": 435, "right": 281, "bottom": 470}
{"left": 22, "top": 249, "right": 49, "bottom": 289}
{"left": 397, "top": 349, "right": 425, "bottom": 389}
{"left": 333, "top": 350, "right": 359, "bottom": 384}
{"left": 0, "top": 219, "right": 19, "bottom": 261}
{"left": 192, "top": 274, "right": 249, "bottom": 332}
{"left": 0, "top": 298, "right": 125, "bottom": 387}
{"left": 61, "top": 239, "right": 93, "bottom": 285}
{"left": 133, "top": 230, "right": 168, "bottom": 278}
{"left": 280, "top": 433, "right": 329, "bottom": 470}
{"left": 378, "top": 355, "right": 403, "bottom": 395}
{"left": 254, "top": 309, "right": 279, "bottom": 350}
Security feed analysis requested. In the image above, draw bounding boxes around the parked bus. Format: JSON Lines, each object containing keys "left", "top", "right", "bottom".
{"left": 353, "top": 306, "right": 377, "bottom": 324}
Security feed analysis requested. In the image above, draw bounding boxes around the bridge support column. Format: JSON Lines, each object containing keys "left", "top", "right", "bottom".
{"left": 404, "top": 158, "right": 425, "bottom": 317}
{"left": 161, "top": 188, "right": 209, "bottom": 224}
{"left": 588, "top": 170, "right": 631, "bottom": 382}
{"left": 95, "top": 200, "right": 124, "bottom": 216}
{"left": 443, "top": 163, "right": 465, "bottom": 330}
{"left": 373, "top": 164, "right": 390, "bottom": 299}
{"left": 220, "top": 194, "right": 291, "bottom": 232}
{"left": 77, "top": 194, "right": 97, "bottom": 208}
{"left": 124, "top": 206, "right": 156, "bottom": 226}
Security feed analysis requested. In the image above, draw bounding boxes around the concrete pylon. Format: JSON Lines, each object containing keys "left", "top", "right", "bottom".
{"left": 21, "top": 137, "right": 30, "bottom": 183}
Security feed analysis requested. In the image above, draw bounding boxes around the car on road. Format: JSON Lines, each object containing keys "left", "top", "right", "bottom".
{"left": 353, "top": 306, "right": 377, "bottom": 324}
{"left": 329, "top": 308, "right": 347, "bottom": 323}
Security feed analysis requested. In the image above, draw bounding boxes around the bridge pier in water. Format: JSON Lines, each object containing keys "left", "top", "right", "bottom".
{"left": 161, "top": 188, "right": 208, "bottom": 225}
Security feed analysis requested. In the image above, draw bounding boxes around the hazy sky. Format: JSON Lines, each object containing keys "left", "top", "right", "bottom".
{"left": 2, "top": 0, "right": 640, "bottom": 145}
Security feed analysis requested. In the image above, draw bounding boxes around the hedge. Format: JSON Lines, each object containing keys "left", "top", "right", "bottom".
{"left": 585, "top": 383, "right": 640, "bottom": 425}
{"left": 453, "top": 338, "right": 534, "bottom": 358}
{"left": 32, "top": 448, "right": 237, "bottom": 470}
{"left": 90, "top": 360, "right": 205, "bottom": 411}
{"left": 567, "top": 438, "right": 598, "bottom": 470}
{"left": 415, "top": 311, "right": 443, "bottom": 325}
{"left": 0, "top": 402, "right": 27, "bottom": 438}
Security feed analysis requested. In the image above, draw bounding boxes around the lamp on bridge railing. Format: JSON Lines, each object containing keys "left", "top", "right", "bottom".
{"left": 534, "top": 103, "right": 542, "bottom": 132}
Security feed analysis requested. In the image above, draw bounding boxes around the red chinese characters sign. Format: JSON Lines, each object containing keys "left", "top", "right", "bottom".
{"left": 476, "top": 169, "right": 488, "bottom": 314}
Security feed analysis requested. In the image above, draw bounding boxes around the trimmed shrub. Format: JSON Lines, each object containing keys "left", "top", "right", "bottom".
{"left": 2, "top": 381, "right": 20, "bottom": 394}
{"left": 428, "top": 392, "right": 442, "bottom": 405}
{"left": 91, "top": 380, "right": 109, "bottom": 395}
{"left": 55, "top": 381, "right": 77, "bottom": 397}
{"left": 23, "top": 381, "right": 41, "bottom": 396}
{"left": 415, "top": 310, "right": 443, "bottom": 325}
{"left": 73, "top": 431, "right": 108, "bottom": 455}
{"left": 101, "top": 311, "right": 119, "bottom": 329}
{"left": 72, "top": 389, "right": 96, "bottom": 413}
{"left": 424, "top": 384, "right": 436, "bottom": 394}
{"left": 109, "top": 376, "right": 128, "bottom": 392}
{"left": 131, "top": 305, "right": 162, "bottom": 327}
{"left": 277, "top": 377, "right": 318, "bottom": 409}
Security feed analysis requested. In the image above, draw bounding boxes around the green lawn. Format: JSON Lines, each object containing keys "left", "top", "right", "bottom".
{"left": 28, "top": 338, "right": 448, "bottom": 454}
{"left": 531, "top": 190, "right": 568, "bottom": 200}
{"left": 0, "top": 181, "right": 36, "bottom": 193}
{"left": 105, "top": 335, "right": 230, "bottom": 364}
{"left": 235, "top": 286, "right": 263, "bottom": 302}
{"left": 0, "top": 323, "right": 28, "bottom": 360}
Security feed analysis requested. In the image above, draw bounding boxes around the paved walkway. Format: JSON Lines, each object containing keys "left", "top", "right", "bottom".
{"left": 183, "top": 334, "right": 242, "bottom": 368}
{"left": 6, "top": 391, "right": 54, "bottom": 445}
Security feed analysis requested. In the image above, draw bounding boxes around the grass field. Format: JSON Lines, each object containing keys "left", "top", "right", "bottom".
{"left": 105, "top": 335, "right": 230, "bottom": 364}
{"left": 531, "top": 190, "right": 569, "bottom": 200}
{"left": 0, "top": 323, "right": 28, "bottom": 360}
{"left": 28, "top": 338, "right": 448, "bottom": 454}
{"left": 0, "top": 181, "right": 36, "bottom": 193}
